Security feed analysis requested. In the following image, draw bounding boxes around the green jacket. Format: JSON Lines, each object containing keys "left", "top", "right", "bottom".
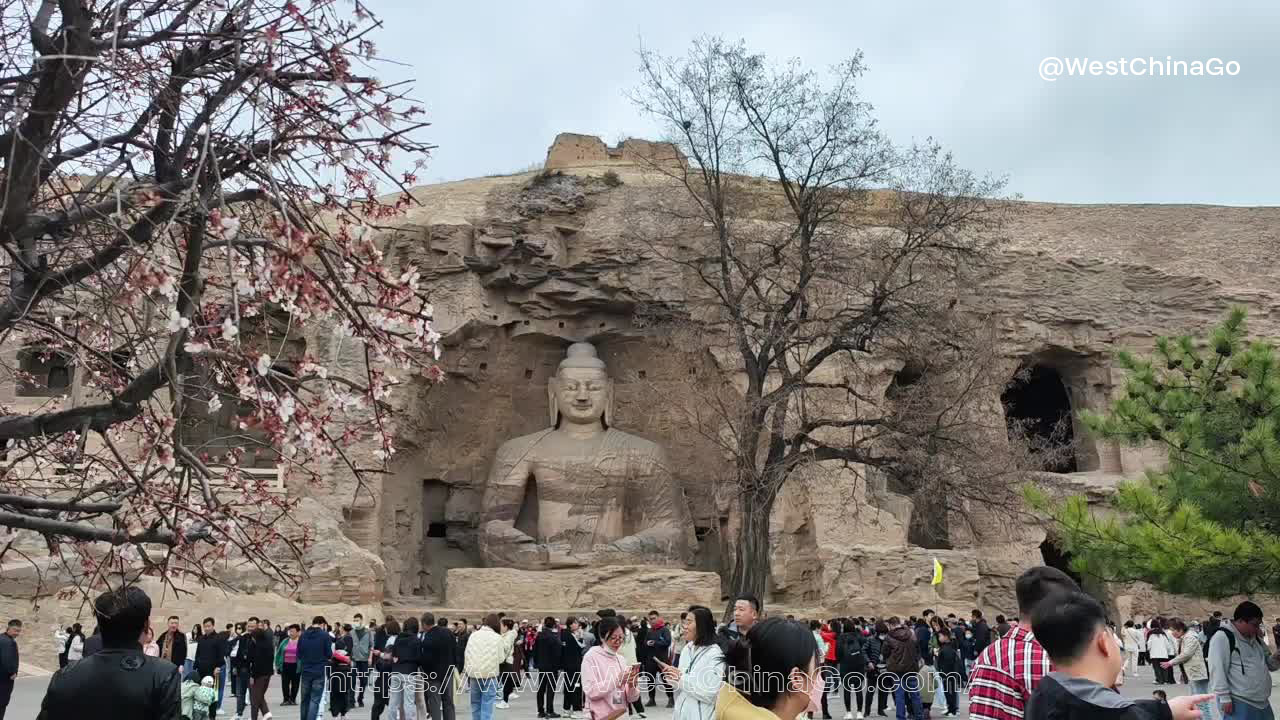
{"left": 274, "top": 636, "right": 289, "bottom": 673}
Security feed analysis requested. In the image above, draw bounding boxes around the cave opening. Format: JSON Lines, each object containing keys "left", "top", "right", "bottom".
{"left": 1002, "top": 364, "right": 1078, "bottom": 473}
{"left": 1039, "top": 538, "right": 1084, "bottom": 589}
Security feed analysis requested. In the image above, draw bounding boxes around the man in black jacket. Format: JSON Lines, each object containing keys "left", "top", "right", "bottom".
{"left": 1026, "top": 591, "right": 1207, "bottom": 720}
{"left": 0, "top": 619, "right": 20, "bottom": 720}
{"left": 716, "top": 594, "right": 761, "bottom": 649}
{"left": 644, "top": 611, "right": 674, "bottom": 708}
{"left": 193, "top": 617, "right": 226, "bottom": 717}
{"left": 420, "top": 613, "right": 457, "bottom": 720}
{"left": 970, "top": 609, "right": 991, "bottom": 653}
{"left": 157, "top": 615, "right": 187, "bottom": 669}
{"left": 36, "top": 586, "right": 180, "bottom": 720}
{"left": 533, "top": 617, "right": 562, "bottom": 719}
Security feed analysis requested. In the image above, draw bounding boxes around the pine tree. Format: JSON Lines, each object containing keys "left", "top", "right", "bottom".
{"left": 1032, "top": 308, "right": 1280, "bottom": 597}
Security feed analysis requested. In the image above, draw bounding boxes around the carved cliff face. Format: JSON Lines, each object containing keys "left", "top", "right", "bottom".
{"left": 554, "top": 367, "right": 610, "bottom": 427}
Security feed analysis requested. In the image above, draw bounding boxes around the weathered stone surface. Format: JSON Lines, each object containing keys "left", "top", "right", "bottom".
{"left": 816, "top": 546, "right": 981, "bottom": 617}
{"left": 9, "top": 133, "right": 1278, "bottom": 621}
{"left": 444, "top": 566, "right": 721, "bottom": 610}
{"left": 291, "top": 497, "right": 385, "bottom": 605}
{"left": 334, "top": 137, "right": 1280, "bottom": 615}
{"left": 1111, "top": 583, "right": 1280, "bottom": 620}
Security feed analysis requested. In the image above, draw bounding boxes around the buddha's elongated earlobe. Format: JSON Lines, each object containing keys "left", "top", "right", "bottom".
{"left": 548, "top": 378, "right": 560, "bottom": 427}
{"left": 604, "top": 380, "right": 614, "bottom": 428}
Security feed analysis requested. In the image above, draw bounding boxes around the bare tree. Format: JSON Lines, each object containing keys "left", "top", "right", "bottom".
{"left": 0, "top": 0, "right": 437, "bottom": 595}
{"left": 630, "top": 37, "right": 1017, "bottom": 612}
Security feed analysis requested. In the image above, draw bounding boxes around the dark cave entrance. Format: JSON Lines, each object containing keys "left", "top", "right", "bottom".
{"left": 1002, "top": 364, "right": 1078, "bottom": 473}
{"left": 1039, "top": 537, "right": 1104, "bottom": 605}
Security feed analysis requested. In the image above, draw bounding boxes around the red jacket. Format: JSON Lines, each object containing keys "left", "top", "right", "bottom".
{"left": 822, "top": 627, "right": 837, "bottom": 662}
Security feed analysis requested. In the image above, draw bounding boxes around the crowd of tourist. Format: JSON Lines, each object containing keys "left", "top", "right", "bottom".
{"left": 3, "top": 567, "right": 1280, "bottom": 720}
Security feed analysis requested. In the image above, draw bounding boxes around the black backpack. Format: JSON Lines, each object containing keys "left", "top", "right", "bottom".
{"left": 1204, "top": 625, "right": 1237, "bottom": 662}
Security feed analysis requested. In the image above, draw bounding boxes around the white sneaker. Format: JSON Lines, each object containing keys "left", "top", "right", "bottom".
{"left": 510, "top": 694, "right": 521, "bottom": 700}
{"left": 857, "top": 713, "right": 864, "bottom": 720}
{"left": 844, "top": 714, "right": 853, "bottom": 720}
{"left": 263, "top": 715, "right": 272, "bottom": 720}
{"left": 497, "top": 702, "right": 510, "bottom": 709}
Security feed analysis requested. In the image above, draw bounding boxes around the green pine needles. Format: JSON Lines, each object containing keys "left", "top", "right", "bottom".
{"left": 1029, "top": 307, "right": 1280, "bottom": 597}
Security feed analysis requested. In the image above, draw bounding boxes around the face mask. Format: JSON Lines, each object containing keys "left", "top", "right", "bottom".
{"left": 355, "top": 623, "right": 363, "bottom": 629}
{"left": 805, "top": 667, "right": 823, "bottom": 709}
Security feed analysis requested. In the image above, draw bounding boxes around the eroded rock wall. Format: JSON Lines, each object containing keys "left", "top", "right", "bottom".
{"left": 321, "top": 149, "right": 1280, "bottom": 615}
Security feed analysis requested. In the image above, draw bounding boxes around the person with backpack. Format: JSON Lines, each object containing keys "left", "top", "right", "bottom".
{"left": 863, "top": 621, "right": 889, "bottom": 718}
{"left": 836, "top": 619, "right": 867, "bottom": 720}
{"left": 883, "top": 618, "right": 922, "bottom": 720}
{"left": 1208, "top": 601, "right": 1280, "bottom": 720}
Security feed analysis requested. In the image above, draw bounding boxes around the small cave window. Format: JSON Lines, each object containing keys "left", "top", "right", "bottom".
{"left": 17, "top": 347, "right": 73, "bottom": 397}
{"left": 694, "top": 526, "right": 712, "bottom": 541}
{"left": 1002, "top": 364, "right": 1078, "bottom": 473}
{"left": 179, "top": 362, "right": 277, "bottom": 469}
{"left": 426, "top": 522, "right": 447, "bottom": 538}
{"left": 885, "top": 362, "right": 924, "bottom": 402}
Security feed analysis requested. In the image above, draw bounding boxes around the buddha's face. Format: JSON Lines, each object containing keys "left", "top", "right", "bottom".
{"left": 555, "top": 367, "right": 609, "bottom": 426}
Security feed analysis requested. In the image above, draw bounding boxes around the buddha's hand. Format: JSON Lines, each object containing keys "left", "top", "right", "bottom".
{"left": 608, "top": 534, "right": 657, "bottom": 556}
{"left": 480, "top": 522, "right": 541, "bottom": 565}
{"left": 544, "top": 542, "right": 586, "bottom": 569}
{"left": 482, "top": 522, "right": 537, "bottom": 547}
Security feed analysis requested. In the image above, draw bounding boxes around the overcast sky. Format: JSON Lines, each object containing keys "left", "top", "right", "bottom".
{"left": 369, "top": 1, "right": 1279, "bottom": 205}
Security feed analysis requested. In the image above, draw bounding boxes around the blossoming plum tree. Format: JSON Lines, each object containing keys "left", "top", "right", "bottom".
{"left": 0, "top": 0, "right": 439, "bottom": 595}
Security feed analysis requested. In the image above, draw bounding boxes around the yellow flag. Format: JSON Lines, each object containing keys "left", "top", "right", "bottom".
{"left": 931, "top": 557, "right": 943, "bottom": 585}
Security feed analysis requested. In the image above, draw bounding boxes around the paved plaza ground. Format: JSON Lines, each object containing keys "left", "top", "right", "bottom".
{"left": 6, "top": 665, "right": 1280, "bottom": 720}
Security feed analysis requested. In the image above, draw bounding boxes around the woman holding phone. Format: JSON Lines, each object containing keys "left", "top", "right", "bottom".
{"left": 657, "top": 606, "right": 724, "bottom": 720}
{"left": 582, "top": 617, "right": 642, "bottom": 720}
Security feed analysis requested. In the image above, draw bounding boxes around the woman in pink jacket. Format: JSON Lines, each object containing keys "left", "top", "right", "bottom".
{"left": 582, "top": 617, "right": 641, "bottom": 720}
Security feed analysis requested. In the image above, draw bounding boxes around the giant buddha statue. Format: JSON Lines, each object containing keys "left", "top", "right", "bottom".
{"left": 478, "top": 342, "right": 692, "bottom": 569}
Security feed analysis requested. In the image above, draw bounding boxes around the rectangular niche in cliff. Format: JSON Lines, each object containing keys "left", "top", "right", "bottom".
{"left": 419, "top": 479, "right": 452, "bottom": 599}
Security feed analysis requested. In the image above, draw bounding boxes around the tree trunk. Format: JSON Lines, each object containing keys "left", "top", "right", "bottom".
{"left": 723, "top": 487, "right": 775, "bottom": 621}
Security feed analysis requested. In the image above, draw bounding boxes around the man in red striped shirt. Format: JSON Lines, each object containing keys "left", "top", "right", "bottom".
{"left": 968, "top": 566, "right": 1080, "bottom": 720}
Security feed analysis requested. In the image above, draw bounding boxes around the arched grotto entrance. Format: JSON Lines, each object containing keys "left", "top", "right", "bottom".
{"left": 1002, "top": 364, "right": 1079, "bottom": 473}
